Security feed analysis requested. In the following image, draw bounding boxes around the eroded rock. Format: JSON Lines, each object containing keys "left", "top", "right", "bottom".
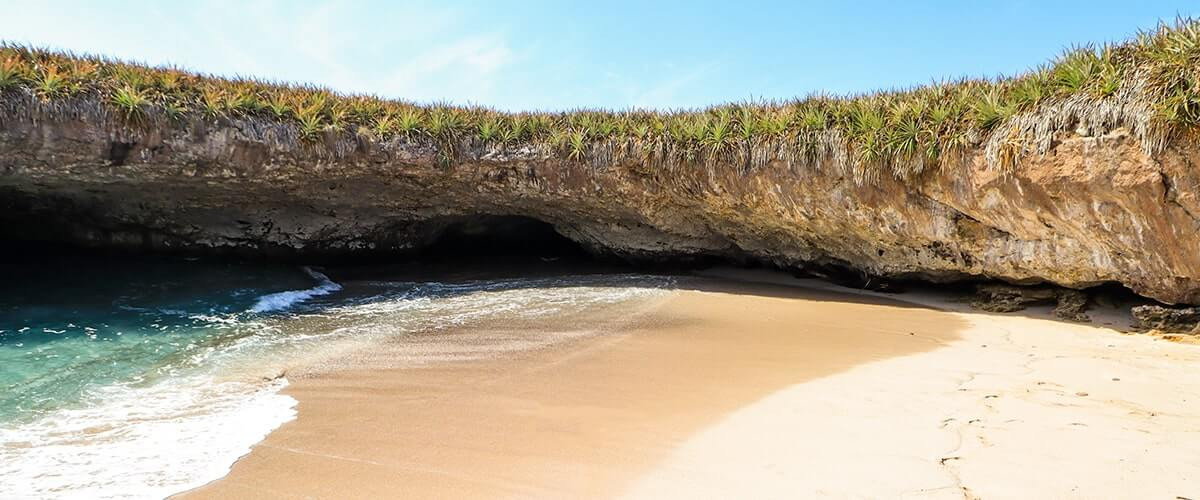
{"left": 1131, "top": 305, "right": 1200, "bottom": 334}
{"left": 970, "top": 284, "right": 1091, "bottom": 322}
{"left": 1, "top": 96, "right": 1199, "bottom": 305}
{"left": 1052, "top": 290, "right": 1091, "bottom": 323}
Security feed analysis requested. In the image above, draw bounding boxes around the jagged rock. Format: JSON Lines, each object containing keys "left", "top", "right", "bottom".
{"left": 1, "top": 96, "right": 1199, "bottom": 305}
{"left": 1052, "top": 290, "right": 1091, "bottom": 323}
{"left": 1131, "top": 305, "right": 1200, "bottom": 334}
{"left": 970, "top": 284, "right": 1091, "bottom": 322}
{"left": 793, "top": 265, "right": 906, "bottom": 293}
{"left": 971, "top": 284, "right": 1057, "bottom": 313}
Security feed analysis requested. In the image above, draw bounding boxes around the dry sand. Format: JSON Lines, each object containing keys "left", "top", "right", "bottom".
{"left": 181, "top": 270, "right": 1200, "bottom": 499}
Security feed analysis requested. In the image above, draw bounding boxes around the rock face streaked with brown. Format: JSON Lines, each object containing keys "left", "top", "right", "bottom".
{"left": 1, "top": 97, "right": 1198, "bottom": 304}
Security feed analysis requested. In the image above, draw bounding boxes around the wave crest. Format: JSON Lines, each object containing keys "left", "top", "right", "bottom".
{"left": 249, "top": 267, "right": 342, "bottom": 313}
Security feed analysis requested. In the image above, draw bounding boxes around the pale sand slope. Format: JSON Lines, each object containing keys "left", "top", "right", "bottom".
{"left": 184, "top": 271, "right": 1200, "bottom": 499}
{"left": 628, "top": 269, "right": 1200, "bottom": 499}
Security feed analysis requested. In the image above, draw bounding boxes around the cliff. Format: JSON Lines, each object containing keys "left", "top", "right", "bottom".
{"left": 2, "top": 21, "right": 1200, "bottom": 305}
{"left": 1, "top": 94, "right": 1197, "bottom": 304}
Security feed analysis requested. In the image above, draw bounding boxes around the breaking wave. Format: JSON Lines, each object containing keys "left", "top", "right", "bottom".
{"left": 249, "top": 267, "right": 342, "bottom": 313}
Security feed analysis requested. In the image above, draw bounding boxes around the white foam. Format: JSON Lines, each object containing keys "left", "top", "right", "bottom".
{"left": 294, "top": 275, "right": 675, "bottom": 363}
{"left": 0, "top": 273, "right": 672, "bottom": 498}
{"left": 249, "top": 267, "right": 342, "bottom": 313}
{"left": 0, "top": 377, "right": 296, "bottom": 500}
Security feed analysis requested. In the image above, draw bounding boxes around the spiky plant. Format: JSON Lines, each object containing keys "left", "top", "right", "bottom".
{"left": 198, "top": 87, "right": 225, "bottom": 117}
{"left": 1052, "top": 48, "right": 1101, "bottom": 94}
{"left": 67, "top": 59, "right": 99, "bottom": 84}
{"left": 1010, "top": 67, "right": 1053, "bottom": 109}
{"left": 225, "top": 85, "right": 264, "bottom": 115}
{"left": 296, "top": 99, "right": 325, "bottom": 140}
{"left": 477, "top": 116, "right": 501, "bottom": 143}
{"left": 702, "top": 109, "right": 734, "bottom": 159}
{"left": 886, "top": 111, "right": 921, "bottom": 159}
{"left": 563, "top": 130, "right": 586, "bottom": 161}
{"left": 109, "top": 65, "right": 150, "bottom": 90}
{"left": 264, "top": 93, "right": 291, "bottom": 118}
{"left": 347, "top": 96, "right": 383, "bottom": 123}
{"left": 734, "top": 106, "right": 758, "bottom": 141}
{"left": 758, "top": 111, "right": 790, "bottom": 137}
{"left": 0, "top": 56, "right": 25, "bottom": 90}
{"left": 154, "top": 69, "right": 183, "bottom": 93}
{"left": 395, "top": 108, "right": 422, "bottom": 137}
{"left": 325, "top": 102, "right": 350, "bottom": 132}
{"left": 523, "top": 114, "right": 550, "bottom": 139}
{"left": 426, "top": 108, "right": 463, "bottom": 140}
{"left": 373, "top": 113, "right": 397, "bottom": 137}
{"left": 970, "top": 89, "right": 1014, "bottom": 131}
{"left": 497, "top": 118, "right": 521, "bottom": 145}
{"left": 630, "top": 121, "right": 651, "bottom": 140}
{"left": 111, "top": 84, "right": 148, "bottom": 120}
{"left": 593, "top": 114, "right": 618, "bottom": 137}
{"left": 33, "top": 64, "right": 70, "bottom": 99}
{"left": 846, "top": 102, "right": 884, "bottom": 138}
{"left": 4, "top": 18, "right": 1200, "bottom": 181}
{"left": 161, "top": 99, "right": 187, "bottom": 121}
{"left": 795, "top": 107, "right": 826, "bottom": 131}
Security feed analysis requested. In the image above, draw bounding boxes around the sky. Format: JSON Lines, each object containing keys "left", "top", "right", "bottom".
{"left": 1, "top": 1, "right": 1196, "bottom": 111}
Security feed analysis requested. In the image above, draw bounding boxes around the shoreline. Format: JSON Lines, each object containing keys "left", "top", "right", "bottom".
{"left": 182, "top": 270, "right": 1200, "bottom": 498}
{"left": 180, "top": 274, "right": 963, "bottom": 498}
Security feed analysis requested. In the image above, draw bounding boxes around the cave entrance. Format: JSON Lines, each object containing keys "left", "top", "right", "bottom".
{"left": 418, "top": 215, "right": 589, "bottom": 259}
{"left": 328, "top": 215, "right": 618, "bottom": 281}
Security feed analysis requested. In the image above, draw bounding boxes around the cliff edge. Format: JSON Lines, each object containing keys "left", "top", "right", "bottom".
{"left": 1, "top": 95, "right": 1197, "bottom": 304}
{"left": 2, "top": 21, "right": 1199, "bottom": 304}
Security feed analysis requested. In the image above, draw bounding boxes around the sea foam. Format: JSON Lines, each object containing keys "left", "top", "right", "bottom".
{"left": 0, "top": 377, "right": 296, "bottom": 499}
{"left": 0, "top": 273, "right": 673, "bottom": 498}
{"left": 249, "top": 266, "right": 342, "bottom": 313}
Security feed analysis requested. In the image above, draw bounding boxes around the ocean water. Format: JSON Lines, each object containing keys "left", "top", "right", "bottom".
{"left": 0, "top": 253, "right": 670, "bottom": 499}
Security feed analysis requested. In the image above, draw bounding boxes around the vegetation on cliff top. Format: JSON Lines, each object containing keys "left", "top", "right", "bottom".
{"left": 1, "top": 19, "right": 1199, "bottom": 182}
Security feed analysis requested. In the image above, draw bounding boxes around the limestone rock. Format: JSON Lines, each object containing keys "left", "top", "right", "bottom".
{"left": 1052, "top": 290, "right": 1091, "bottom": 323}
{"left": 1131, "top": 305, "right": 1200, "bottom": 334}
{"left": 970, "top": 284, "right": 1091, "bottom": 322}
{"left": 1, "top": 96, "right": 1199, "bottom": 305}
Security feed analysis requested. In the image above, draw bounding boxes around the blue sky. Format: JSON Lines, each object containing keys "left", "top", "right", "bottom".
{"left": 1, "top": 1, "right": 1195, "bottom": 110}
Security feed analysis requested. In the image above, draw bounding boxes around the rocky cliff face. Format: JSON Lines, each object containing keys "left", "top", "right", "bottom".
{"left": 2, "top": 96, "right": 1199, "bottom": 304}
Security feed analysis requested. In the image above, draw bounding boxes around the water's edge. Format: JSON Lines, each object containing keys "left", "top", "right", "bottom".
{"left": 0, "top": 256, "right": 673, "bottom": 498}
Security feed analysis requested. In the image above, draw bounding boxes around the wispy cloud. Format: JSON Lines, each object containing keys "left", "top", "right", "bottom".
{"left": 381, "top": 35, "right": 516, "bottom": 103}
{"left": 600, "top": 60, "right": 724, "bottom": 110}
{"left": 630, "top": 62, "right": 722, "bottom": 110}
{"left": 0, "top": 0, "right": 518, "bottom": 104}
{"left": 189, "top": 0, "right": 520, "bottom": 105}
{"left": 0, "top": 0, "right": 715, "bottom": 110}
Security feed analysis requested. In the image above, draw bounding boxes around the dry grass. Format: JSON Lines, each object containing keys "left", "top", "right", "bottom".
{"left": 2, "top": 18, "right": 1199, "bottom": 182}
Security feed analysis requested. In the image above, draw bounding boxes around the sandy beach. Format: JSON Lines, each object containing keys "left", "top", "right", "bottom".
{"left": 181, "top": 270, "right": 1200, "bottom": 499}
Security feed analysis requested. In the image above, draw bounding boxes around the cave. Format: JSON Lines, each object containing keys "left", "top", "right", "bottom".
{"left": 415, "top": 215, "right": 590, "bottom": 260}
{"left": 294, "top": 214, "right": 619, "bottom": 281}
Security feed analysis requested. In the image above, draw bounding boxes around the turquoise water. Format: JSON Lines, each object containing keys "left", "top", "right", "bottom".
{"left": 0, "top": 251, "right": 673, "bottom": 498}
{"left": 0, "top": 253, "right": 312, "bottom": 423}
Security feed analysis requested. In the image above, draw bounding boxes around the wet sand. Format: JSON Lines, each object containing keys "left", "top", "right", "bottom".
{"left": 182, "top": 271, "right": 1200, "bottom": 499}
